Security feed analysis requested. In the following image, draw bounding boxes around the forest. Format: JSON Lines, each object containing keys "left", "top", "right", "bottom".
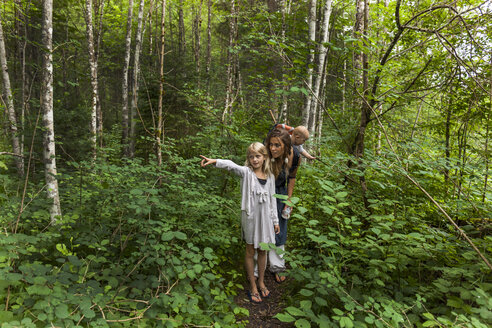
{"left": 0, "top": 0, "right": 491, "bottom": 327}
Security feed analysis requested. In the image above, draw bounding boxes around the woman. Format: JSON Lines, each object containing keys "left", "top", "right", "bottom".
{"left": 264, "top": 128, "right": 301, "bottom": 282}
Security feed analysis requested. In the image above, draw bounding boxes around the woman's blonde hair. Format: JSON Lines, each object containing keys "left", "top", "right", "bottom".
{"left": 245, "top": 142, "right": 272, "bottom": 176}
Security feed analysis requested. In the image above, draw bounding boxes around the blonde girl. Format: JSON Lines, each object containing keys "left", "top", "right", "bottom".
{"left": 200, "top": 142, "right": 280, "bottom": 304}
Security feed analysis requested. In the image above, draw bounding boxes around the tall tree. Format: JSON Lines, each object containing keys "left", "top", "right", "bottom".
{"left": 222, "top": 0, "right": 237, "bottom": 122}
{"left": 41, "top": 0, "right": 62, "bottom": 221}
{"left": 0, "top": 17, "right": 24, "bottom": 176}
{"left": 122, "top": 0, "right": 134, "bottom": 156}
{"left": 277, "top": 0, "right": 288, "bottom": 123}
{"left": 84, "top": 0, "right": 100, "bottom": 158}
{"left": 308, "top": 0, "right": 333, "bottom": 135}
{"left": 206, "top": 0, "right": 212, "bottom": 90}
{"left": 156, "top": 0, "right": 167, "bottom": 166}
{"left": 178, "top": 0, "right": 185, "bottom": 58}
{"left": 128, "top": 0, "right": 145, "bottom": 157}
{"left": 193, "top": 0, "right": 203, "bottom": 84}
{"left": 302, "top": 0, "right": 317, "bottom": 127}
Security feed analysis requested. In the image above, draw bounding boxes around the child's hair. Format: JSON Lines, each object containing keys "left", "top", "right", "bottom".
{"left": 293, "top": 126, "right": 309, "bottom": 140}
{"left": 245, "top": 142, "right": 272, "bottom": 176}
{"left": 265, "top": 129, "right": 292, "bottom": 178}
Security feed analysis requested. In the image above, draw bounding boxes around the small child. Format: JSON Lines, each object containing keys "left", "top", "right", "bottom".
{"left": 275, "top": 124, "right": 316, "bottom": 160}
{"left": 200, "top": 142, "right": 280, "bottom": 304}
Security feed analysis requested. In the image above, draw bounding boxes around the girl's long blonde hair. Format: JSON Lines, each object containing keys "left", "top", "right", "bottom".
{"left": 245, "top": 142, "right": 272, "bottom": 177}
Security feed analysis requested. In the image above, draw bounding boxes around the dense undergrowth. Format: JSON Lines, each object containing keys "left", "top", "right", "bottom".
{"left": 0, "top": 134, "right": 490, "bottom": 327}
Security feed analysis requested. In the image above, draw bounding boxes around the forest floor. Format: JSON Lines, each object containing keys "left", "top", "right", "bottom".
{"left": 234, "top": 271, "right": 294, "bottom": 327}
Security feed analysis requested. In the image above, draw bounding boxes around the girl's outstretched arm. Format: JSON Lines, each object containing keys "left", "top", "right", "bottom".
{"left": 200, "top": 155, "right": 217, "bottom": 167}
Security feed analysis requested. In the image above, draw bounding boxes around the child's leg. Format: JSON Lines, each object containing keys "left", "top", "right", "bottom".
{"left": 245, "top": 244, "right": 259, "bottom": 297}
{"left": 257, "top": 249, "right": 267, "bottom": 287}
{"left": 257, "top": 249, "right": 270, "bottom": 297}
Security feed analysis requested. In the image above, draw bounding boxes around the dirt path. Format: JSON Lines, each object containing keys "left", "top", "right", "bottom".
{"left": 234, "top": 272, "right": 295, "bottom": 327}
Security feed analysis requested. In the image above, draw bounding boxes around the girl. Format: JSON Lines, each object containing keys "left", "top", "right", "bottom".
{"left": 200, "top": 142, "right": 280, "bottom": 304}
{"left": 264, "top": 129, "right": 300, "bottom": 283}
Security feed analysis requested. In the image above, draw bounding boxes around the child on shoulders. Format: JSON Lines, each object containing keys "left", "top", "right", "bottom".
{"left": 275, "top": 124, "right": 316, "bottom": 160}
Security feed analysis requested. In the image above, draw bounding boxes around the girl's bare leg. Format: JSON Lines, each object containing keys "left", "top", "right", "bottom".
{"left": 257, "top": 249, "right": 267, "bottom": 291}
{"left": 245, "top": 244, "right": 260, "bottom": 301}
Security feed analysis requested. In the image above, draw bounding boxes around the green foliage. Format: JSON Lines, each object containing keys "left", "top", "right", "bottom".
{"left": 0, "top": 141, "right": 247, "bottom": 327}
{"left": 272, "top": 148, "right": 491, "bottom": 328}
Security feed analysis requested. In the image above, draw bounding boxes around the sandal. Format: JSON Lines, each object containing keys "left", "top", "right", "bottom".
{"left": 259, "top": 287, "right": 270, "bottom": 298}
{"left": 274, "top": 273, "right": 286, "bottom": 283}
{"left": 247, "top": 290, "right": 262, "bottom": 303}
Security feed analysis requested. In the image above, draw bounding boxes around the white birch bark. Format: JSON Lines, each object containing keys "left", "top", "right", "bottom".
{"left": 309, "top": 0, "right": 332, "bottom": 135}
{"left": 84, "top": 0, "right": 99, "bottom": 158}
{"left": 95, "top": 0, "right": 105, "bottom": 147}
{"left": 278, "top": 0, "right": 288, "bottom": 123}
{"left": 206, "top": 0, "right": 212, "bottom": 88}
{"left": 129, "top": 0, "right": 145, "bottom": 157}
{"left": 148, "top": 0, "right": 154, "bottom": 54}
{"left": 122, "top": 0, "right": 133, "bottom": 156}
{"left": 41, "top": 0, "right": 62, "bottom": 221}
{"left": 157, "top": 0, "right": 167, "bottom": 166}
{"left": 222, "top": 0, "right": 236, "bottom": 122}
{"left": 0, "top": 18, "right": 24, "bottom": 176}
{"left": 302, "top": 0, "right": 317, "bottom": 127}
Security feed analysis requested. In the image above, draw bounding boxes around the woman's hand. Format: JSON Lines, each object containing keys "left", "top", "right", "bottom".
{"left": 199, "top": 155, "right": 217, "bottom": 167}
{"left": 274, "top": 224, "right": 280, "bottom": 234}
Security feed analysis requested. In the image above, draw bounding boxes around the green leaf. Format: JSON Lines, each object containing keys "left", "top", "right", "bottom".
{"left": 315, "top": 297, "right": 327, "bottom": 307}
{"left": 422, "top": 313, "right": 435, "bottom": 320}
{"left": 286, "top": 306, "right": 305, "bottom": 316}
{"left": 422, "top": 320, "right": 437, "bottom": 327}
{"left": 175, "top": 231, "right": 187, "bottom": 240}
{"left": 299, "top": 289, "right": 313, "bottom": 297}
{"left": 161, "top": 231, "right": 174, "bottom": 241}
{"left": 339, "top": 316, "right": 354, "bottom": 328}
{"left": 335, "top": 192, "right": 348, "bottom": 199}
{"left": 295, "top": 319, "right": 311, "bottom": 328}
{"left": 275, "top": 313, "right": 296, "bottom": 322}
{"left": 55, "top": 304, "right": 69, "bottom": 319}
{"left": 333, "top": 308, "right": 344, "bottom": 315}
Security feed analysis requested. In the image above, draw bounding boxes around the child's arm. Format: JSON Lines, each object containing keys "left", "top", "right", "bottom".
{"left": 200, "top": 155, "right": 247, "bottom": 177}
{"left": 301, "top": 149, "right": 316, "bottom": 160}
{"left": 269, "top": 177, "right": 280, "bottom": 234}
{"left": 275, "top": 123, "right": 294, "bottom": 134}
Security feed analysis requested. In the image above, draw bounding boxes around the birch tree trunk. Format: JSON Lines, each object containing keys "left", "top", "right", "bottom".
{"left": 308, "top": 0, "right": 332, "bottom": 135}
{"left": 222, "top": 0, "right": 237, "bottom": 122}
{"left": 129, "top": 0, "right": 145, "bottom": 158}
{"left": 302, "top": 0, "right": 317, "bottom": 127}
{"left": 156, "top": 0, "right": 167, "bottom": 166}
{"left": 278, "top": 0, "right": 288, "bottom": 123}
{"left": 148, "top": 0, "right": 154, "bottom": 54}
{"left": 84, "top": 0, "right": 100, "bottom": 159}
{"left": 0, "top": 19, "right": 24, "bottom": 176}
{"left": 94, "top": 0, "right": 105, "bottom": 147}
{"left": 122, "top": 0, "right": 133, "bottom": 156}
{"left": 484, "top": 59, "right": 491, "bottom": 203}
{"left": 206, "top": 0, "right": 212, "bottom": 90}
{"left": 444, "top": 101, "right": 452, "bottom": 184}
{"left": 41, "top": 0, "right": 62, "bottom": 221}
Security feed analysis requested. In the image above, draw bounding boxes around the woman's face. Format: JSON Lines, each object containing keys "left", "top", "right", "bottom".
{"left": 269, "top": 137, "right": 284, "bottom": 159}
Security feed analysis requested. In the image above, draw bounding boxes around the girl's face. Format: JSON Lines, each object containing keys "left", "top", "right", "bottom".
{"left": 269, "top": 137, "right": 284, "bottom": 159}
{"left": 248, "top": 151, "right": 265, "bottom": 170}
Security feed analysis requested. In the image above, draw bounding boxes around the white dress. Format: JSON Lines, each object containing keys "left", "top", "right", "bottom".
{"left": 216, "top": 159, "right": 278, "bottom": 249}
